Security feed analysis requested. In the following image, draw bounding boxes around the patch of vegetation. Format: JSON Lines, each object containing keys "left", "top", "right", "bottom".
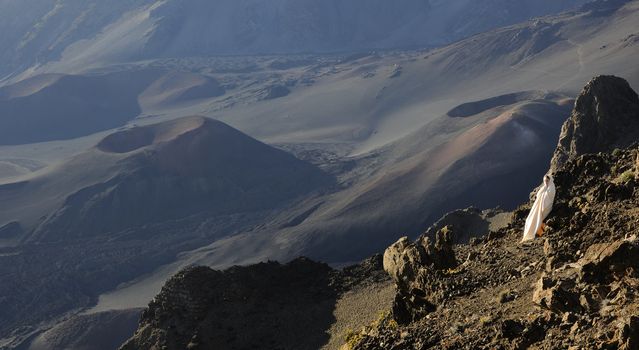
{"left": 612, "top": 148, "right": 623, "bottom": 157}
{"left": 341, "top": 311, "right": 398, "bottom": 349}
{"left": 616, "top": 169, "right": 635, "bottom": 184}
{"left": 443, "top": 266, "right": 464, "bottom": 276}
{"left": 375, "top": 311, "right": 399, "bottom": 329}
{"left": 343, "top": 328, "right": 365, "bottom": 350}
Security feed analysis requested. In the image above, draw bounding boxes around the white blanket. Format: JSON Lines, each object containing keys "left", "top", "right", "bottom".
{"left": 522, "top": 175, "right": 556, "bottom": 242}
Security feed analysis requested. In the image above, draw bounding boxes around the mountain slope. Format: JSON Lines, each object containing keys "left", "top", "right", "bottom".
{"left": 1, "top": 1, "right": 636, "bottom": 152}
{"left": 26, "top": 309, "right": 142, "bottom": 350}
{"left": 0, "top": 70, "right": 159, "bottom": 145}
{"left": 186, "top": 94, "right": 572, "bottom": 266}
{"left": 0, "top": 0, "right": 588, "bottom": 77}
{"left": 192, "top": 0, "right": 639, "bottom": 151}
{"left": 0, "top": 116, "right": 332, "bottom": 242}
{"left": 1, "top": 2, "right": 638, "bottom": 347}
{"left": 0, "top": 69, "right": 229, "bottom": 145}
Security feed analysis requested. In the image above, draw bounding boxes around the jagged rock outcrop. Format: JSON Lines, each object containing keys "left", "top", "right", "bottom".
{"left": 120, "top": 256, "right": 389, "bottom": 350}
{"left": 423, "top": 207, "right": 509, "bottom": 244}
{"left": 551, "top": 75, "right": 639, "bottom": 171}
{"left": 532, "top": 265, "right": 581, "bottom": 314}
{"left": 534, "top": 235, "right": 639, "bottom": 315}
{"left": 579, "top": 237, "right": 639, "bottom": 283}
{"left": 120, "top": 258, "right": 337, "bottom": 350}
{"left": 383, "top": 226, "right": 458, "bottom": 324}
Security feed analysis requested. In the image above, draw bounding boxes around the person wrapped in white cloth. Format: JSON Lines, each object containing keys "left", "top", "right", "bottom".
{"left": 522, "top": 174, "right": 556, "bottom": 242}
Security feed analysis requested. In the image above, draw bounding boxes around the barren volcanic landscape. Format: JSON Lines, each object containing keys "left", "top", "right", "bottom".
{"left": 0, "top": 0, "right": 638, "bottom": 349}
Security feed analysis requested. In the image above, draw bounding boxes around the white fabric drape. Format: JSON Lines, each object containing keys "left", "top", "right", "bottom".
{"left": 522, "top": 176, "right": 556, "bottom": 242}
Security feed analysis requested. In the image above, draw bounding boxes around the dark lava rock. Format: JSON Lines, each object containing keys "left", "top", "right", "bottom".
{"left": 120, "top": 255, "right": 389, "bottom": 350}
{"left": 423, "top": 207, "right": 502, "bottom": 244}
{"left": 532, "top": 269, "right": 582, "bottom": 314}
{"left": 578, "top": 237, "right": 639, "bottom": 283}
{"left": 617, "top": 316, "right": 639, "bottom": 350}
{"left": 500, "top": 319, "right": 525, "bottom": 340}
{"left": 333, "top": 254, "right": 389, "bottom": 292}
{"left": 120, "top": 258, "right": 337, "bottom": 350}
{"left": 383, "top": 226, "right": 457, "bottom": 324}
{"left": 551, "top": 75, "right": 639, "bottom": 171}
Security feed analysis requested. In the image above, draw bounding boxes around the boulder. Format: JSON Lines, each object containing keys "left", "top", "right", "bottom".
{"left": 578, "top": 237, "right": 639, "bottom": 283}
{"left": 383, "top": 237, "right": 426, "bottom": 288}
{"left": 383, "top": 237, "right": 434, "bottom": 324}
{"left": 421, "top": 207, "right": 502, "bottom": 244}
{"left": 421, "top": 226, "right": 458, "bottom": 270}
{"left": 383, "top": 230, "right": 458, "bottom": 324}
{"left": 532, "top": 268, "right": 582, "bottom": 314}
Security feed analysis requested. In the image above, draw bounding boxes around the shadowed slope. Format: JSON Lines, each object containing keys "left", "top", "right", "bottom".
{"left": 119, "top": 256, "right": 389, "bottom": 350}
{"left": 26, "top": 309, "right": 142, "bottom": 350}
{"left": 138, "top": 71, "right": 225, "bottom": 111}
{"left": 0, "top": 70, "right": 158, "bottom": 145}
{"left": 120, "top": 259, "right": 337, "bottom": 350}
{"left": 15, "top": 116, "right": 334, "bottom": 241}
{"left": 294, "top": 96, "right": 571, "bottom": 261}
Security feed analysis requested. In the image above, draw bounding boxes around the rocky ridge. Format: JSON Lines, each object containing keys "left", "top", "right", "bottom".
{"left": 119, "top": 256, "right": 388, "bottom": 350}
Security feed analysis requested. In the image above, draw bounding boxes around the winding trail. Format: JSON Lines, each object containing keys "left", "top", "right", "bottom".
{"left": 568, "top": 39, "right": 585, "bottom": 72}
{"left": 556, "top": 39, "right": 586, "bottom": 91}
